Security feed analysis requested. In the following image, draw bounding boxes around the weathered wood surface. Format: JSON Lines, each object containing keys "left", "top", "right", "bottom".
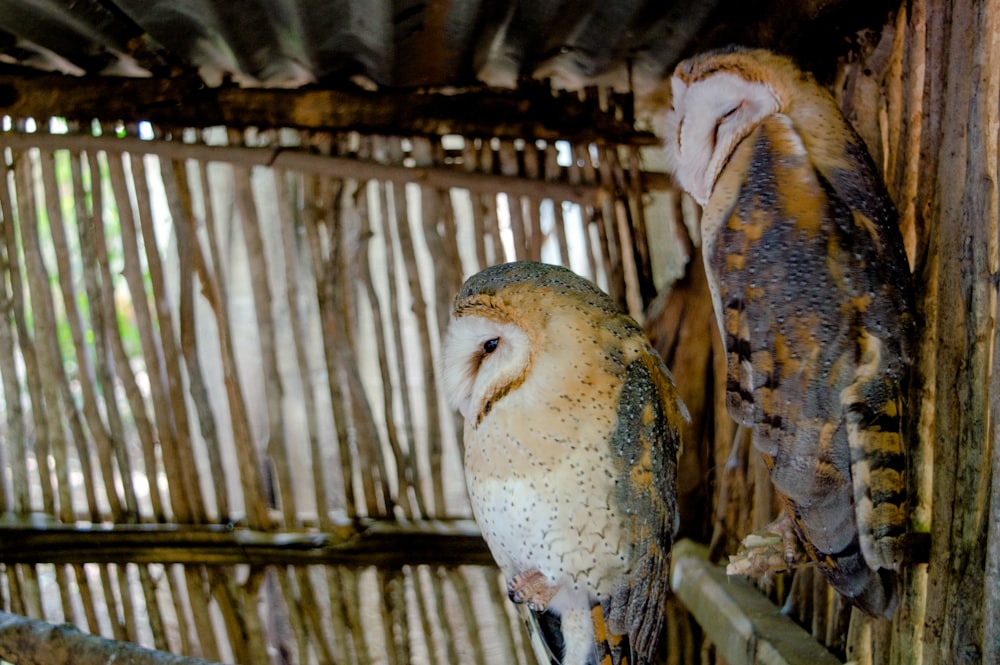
{"left": 0, "top": 519, "right": 493, "bottom": 567}
{"left": 670, "top": 540, "right": 842, "bottom": 665}
{"left": 0, "top": 65, "right": 652, "bottom": 144}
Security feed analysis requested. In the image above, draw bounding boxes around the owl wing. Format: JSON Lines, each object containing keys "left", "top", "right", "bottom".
{"left": 710, "top": 113, "right": 909, "bottom": 616}
{"left": 603, "top": 348, "right": 684, "bottom": 663}
{"left": 805, "top": 116, "right": 914, "bottom": 575}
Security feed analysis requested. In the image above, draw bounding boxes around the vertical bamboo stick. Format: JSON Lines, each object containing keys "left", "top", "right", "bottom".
{"left": 71, "top": 564, "right": 101, "bottom": 635}
{"left": 424, "top": 567, "right": 460, "bottom": 665}
{"left": 325, "top": 567, "right": 357, "bottom": 664}
{"left": 100, "top": 563, "right": 128, "bottom": 642}
{"left": 237, "top": 569, "right": 270, "bottom": 665}
{"left": 375, "top": 174, "right": 427, "bottom": 518}
{"left": 291, "top": 567, "right": 337, "bottom": 664}
{"left": 520, "top": 142, "right": 543, "bottom": 262}
{"left": 161, "top": 157, "right": 229, "bottom": 523}
{"left": 39, "top": 149, "right": 120, "bottom": 520}
{"left": 0, "top": 149, "right": 30, "bottom": 514}
{"left": 544, "top": 144, "right": 571, "bottom": 266}
{"left": 164, "top": 565, "right": 194, "bottom": 657}
{"left": 71, "top": 150, "right": 144, "bottom": 520}
{"left": 105, "top": 151, "right": 191, "bottom": 522}
{"left": 14, "top": 151, "right": 76, "bottom": 522}
{"left": 137, "top": 565, "right": 168, "bottom": 651}
{"left": 338, "top": 182, "right": 394, "bottom": 517}
{"left": 447, "top": 568, "right": 488, "bottom": 665}
{"left": 592, "top": 143, "right": 627, "bottom": 309}
{"left": 183, "top": 568, "right": 222, "bottom": 662}
{"left": 194, "top": 157, "right": 268, "bottom": 528}
{"left": 384, "top": 138, "right": 446, "bottom": 515}
{"left": 87, "top": 150, "right": 167, "bottom": 522}
{"left": 115, "top": 563, "right": 141, "bottom": 645}
{"left": 337, "top": 567, "right": 370, "bottom": 664}
{"left": 300, "top": 164, "right": 357, "bottom": 517}
{"left": 463, "top": 141, "right": 490, "bottom": 270}
{"left": 496, "top": 142, "right": 527, "bottom": 260}
{"left": 209, "top": 568, "right": 255, "bottom": 665}
{"left": 128, "top": 155, "right": 206, "bottom": 523}
{"left": 229, "top": 150, "right": 297, "bottom": 526}
{"left": 355, "top": 178, "right": 415, "bottom": 518}
{"left": 5, "top": 149, "right": 56, "bottom": 517}
{"left": 377, "top": 569, "right": 403, "bottom": 665}
{"left": 274, "top": 168, "right": 332, "bottom": 526}
{"left": 624, "top": 146, "right": 657, "bottom": 305}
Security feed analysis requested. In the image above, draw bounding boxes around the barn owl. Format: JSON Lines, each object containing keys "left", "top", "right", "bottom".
{"left": 659, "top": 47, "right": 914, "bottom": 618}
{"left": 442, "top": 261, "right": 685, "bottom": 665}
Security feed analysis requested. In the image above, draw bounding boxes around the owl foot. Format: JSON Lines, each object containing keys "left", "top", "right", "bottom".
{"left": 726, "top": 512, "right": 808, "bottom": 577}
{"left": 508, "top": 569, "right": 558, "bottom": 612}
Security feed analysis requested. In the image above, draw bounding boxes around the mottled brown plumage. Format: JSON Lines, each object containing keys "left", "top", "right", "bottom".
{"left": 442, "top": 261, "right": 685, "bottom": 664}
{"left": 659, "top": 47, "right": 914, "bottom": 617}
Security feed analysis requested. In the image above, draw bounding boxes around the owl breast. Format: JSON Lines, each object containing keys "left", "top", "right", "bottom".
{"left": 464, "top": 367, "right": 629, "bottom": 601}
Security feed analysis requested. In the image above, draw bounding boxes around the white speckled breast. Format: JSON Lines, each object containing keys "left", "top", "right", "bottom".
{"left": 463, "top": 369, "right": 628, "bottom": 600}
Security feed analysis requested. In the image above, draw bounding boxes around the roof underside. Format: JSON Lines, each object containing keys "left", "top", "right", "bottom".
{"left": 0, "top": 0, "right": 895, "bottom": 94}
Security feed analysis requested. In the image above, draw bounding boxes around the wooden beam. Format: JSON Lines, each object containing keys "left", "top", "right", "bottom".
{"left": 0, "top": 66, "right": 656, "bottom": 144}
{"left": 670, "top": 539, "right": 843, "bottom": 665}
{"left": 0, "top": 518, "right": 494, "bottom": 567}
{"left": 0, "top": 131, "right": 616, "bottom": 202}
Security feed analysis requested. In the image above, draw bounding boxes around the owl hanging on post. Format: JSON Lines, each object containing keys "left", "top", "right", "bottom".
{"left": 441, "top": 261, "right": 686, "bottom": 664}
{"left": 659, "top": 47, "right": 914, "bottom": 618}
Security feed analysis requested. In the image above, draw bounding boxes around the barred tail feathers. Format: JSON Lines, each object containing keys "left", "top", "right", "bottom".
{"left": 840, "top": 331, "right": 906, "bottom": 572}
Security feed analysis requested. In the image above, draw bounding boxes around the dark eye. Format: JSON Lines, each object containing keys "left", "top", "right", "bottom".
{"left": 482, "top": 338, "right": 500, "bottom": 354}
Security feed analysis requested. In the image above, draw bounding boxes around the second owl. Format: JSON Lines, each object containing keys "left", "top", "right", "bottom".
{"left": 659, "top": 47, "right": 914, "bottom": 618}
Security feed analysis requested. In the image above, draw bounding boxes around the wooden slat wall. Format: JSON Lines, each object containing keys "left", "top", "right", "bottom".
{"left": 0, "top": 117, "right": 655, "bottom": 662}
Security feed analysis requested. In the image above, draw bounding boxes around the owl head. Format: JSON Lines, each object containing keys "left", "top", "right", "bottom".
{"left": 658, "top": 46, "right": 826, "bottom": 205}
{"left": 441, "top": 261, "right": 624, "bottom": 427}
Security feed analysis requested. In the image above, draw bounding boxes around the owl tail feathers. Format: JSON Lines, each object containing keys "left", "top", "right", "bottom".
{"left": 520, "top": 603, "right": 637, "bottom": 665}
{"left": 842, "top": 338, "right": 908, "bottom": 573}
{"left": 818, "top": 547, "right": 900, "bottom": 619}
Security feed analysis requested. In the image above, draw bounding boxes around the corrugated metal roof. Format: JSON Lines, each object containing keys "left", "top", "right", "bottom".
{"left": 0, "top": 0, "right": 894, "bottom": 93}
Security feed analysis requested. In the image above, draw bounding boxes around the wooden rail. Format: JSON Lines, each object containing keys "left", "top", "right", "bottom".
{"left": 0, "top": 518, "right": 494, "bottom": 567}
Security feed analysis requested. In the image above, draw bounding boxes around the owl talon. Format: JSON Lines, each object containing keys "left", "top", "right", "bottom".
{"left": 727, "top": 511, "right": 809, "bottom": 577}
{"left": 765, "top": 511, "right": 804, "bottom": 570}
{"left": 508, "top": 569, "right": 558, "bottom": 611}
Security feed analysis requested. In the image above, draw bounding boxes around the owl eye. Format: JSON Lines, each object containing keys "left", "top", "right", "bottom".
{"left": 482, "top": 338, "right": 500, "bottom": 354}
{"left": 713, "top": 104, "right": 742, "bottom": 146}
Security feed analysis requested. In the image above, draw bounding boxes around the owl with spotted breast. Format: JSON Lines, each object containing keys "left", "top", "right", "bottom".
{"left": 442, "top": 261, "right": 686, "bottom": 665}
{"left": 658, "top": 47, "right": 914, "bottom": 617}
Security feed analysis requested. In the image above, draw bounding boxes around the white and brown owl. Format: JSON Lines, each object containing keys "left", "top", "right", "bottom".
{"left": 659, "top": 47, "right": 914, "bottom": 618}
{"left": 442, "top": 261, "right": 686, "bottom": 664}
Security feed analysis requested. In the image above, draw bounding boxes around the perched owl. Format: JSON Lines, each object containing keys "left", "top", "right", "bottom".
{"left": 658, "top": 47, "right": 914, "bottom": 618}
{"left": 442, "top": 261, "right": 685, "bottom": 665}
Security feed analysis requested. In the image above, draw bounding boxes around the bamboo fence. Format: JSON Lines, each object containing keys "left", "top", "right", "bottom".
{"left": 1, "top": 1, "right": 998, "bottom": 663}
{"left": 0, "top": 114, "right": 659, "bottom": 663}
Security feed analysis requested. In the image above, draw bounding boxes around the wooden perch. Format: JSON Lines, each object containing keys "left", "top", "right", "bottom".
{"left": 670, "top": 539, "right": 842, "bottom": 665}
{"left": 0, "top": 611, "right": 222, "bottom": 665}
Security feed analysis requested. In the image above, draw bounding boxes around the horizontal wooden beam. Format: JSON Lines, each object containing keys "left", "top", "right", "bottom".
{"left": 670, "top": 539, "right": 842, "bottom": 665}
{"left": 0, "top": 131, "right": 618, "bottom": 202}
{"left": 0, "top": 518, "right": 495, "bottom": 568}
{"left": 0, "top": 66, "right": 656, "bottom": 145}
